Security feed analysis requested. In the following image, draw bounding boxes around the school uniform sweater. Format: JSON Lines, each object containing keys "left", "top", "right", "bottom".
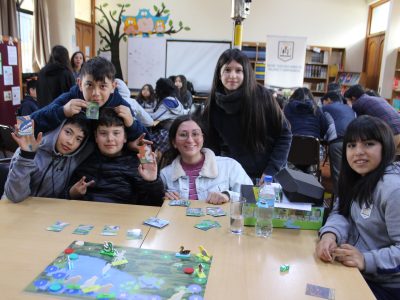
{"left": 320, "top": 163, "right": 400, "bottom": 288}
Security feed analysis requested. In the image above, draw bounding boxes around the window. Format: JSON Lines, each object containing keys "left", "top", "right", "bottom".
{"left": 17, "top": 0, "right": 34, "bottom": 73}
{"left": 369, "top": 1, "right": 390, "bottom": 35}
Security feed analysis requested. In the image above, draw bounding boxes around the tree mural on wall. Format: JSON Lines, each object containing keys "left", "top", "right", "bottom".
{"left": 96, "top": 2, "right": 190, "bottom": 80}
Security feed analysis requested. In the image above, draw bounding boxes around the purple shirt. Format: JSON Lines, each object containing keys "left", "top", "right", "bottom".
{"left": 181, "top": 155, "right": 205, "bottom": 200}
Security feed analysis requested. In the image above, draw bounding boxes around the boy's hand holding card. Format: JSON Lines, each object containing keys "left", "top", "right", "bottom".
{"left": 138, "top": 143, "right": 154, "bottom": 164}
{"left": 86, "top": 102, "right": 100, "bottom": 120}
{"left": 16, "top": 116, "right": 33, "bottom": 136}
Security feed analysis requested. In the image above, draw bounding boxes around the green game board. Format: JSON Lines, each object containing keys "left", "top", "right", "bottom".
{"left": 25, "top": 241, "right": 212, "bottom": 300}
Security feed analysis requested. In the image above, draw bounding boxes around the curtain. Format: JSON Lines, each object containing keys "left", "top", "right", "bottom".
{"left": 0, "top": 0, "right": 18, "bottom": 37}
{"left": 32, "top": 0, "right": 50, "bottom": 72}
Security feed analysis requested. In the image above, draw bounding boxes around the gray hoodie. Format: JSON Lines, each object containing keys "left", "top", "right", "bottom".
{"left": 320, "top": 163, "right": 400, "bottom": 287}
{"left": 4, "top": 121, "right": 91, "bottom": 203}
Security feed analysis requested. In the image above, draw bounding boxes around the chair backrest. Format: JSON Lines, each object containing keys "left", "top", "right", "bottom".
{"left": 288, "top": 135, "right": 320, "bottom": 166}
{"left": 0, "top": 125, "right": 18, "bottom": 157}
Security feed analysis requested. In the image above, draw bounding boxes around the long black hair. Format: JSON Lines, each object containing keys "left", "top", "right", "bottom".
{"left": 289, "top": 87, "right": 318, "bottom": 115}
{"left": 203, "top": 48, "right": 283, "bottom": 153}
{"left": 175, "top": 75, "right": 188, "bottom": 100}
{"left": 137, "top": 84, "right": 156, "bottom": 104}
{"left": 70, "top": 51, "right": 85, "bottom": 72}
{"left": 49, "top": 45, "right": 72, "bottom": 71}
{"left": 338, "top": 115, "right": 396, "bottom": 217}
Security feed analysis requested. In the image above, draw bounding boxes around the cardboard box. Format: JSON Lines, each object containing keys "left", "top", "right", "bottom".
{"left": 241, "top": 185, "right": 324, "bottom": 230}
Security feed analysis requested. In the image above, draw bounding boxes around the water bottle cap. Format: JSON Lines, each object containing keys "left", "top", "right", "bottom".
{"left": 264, "top": 175, "right": 273, "bottom": 183}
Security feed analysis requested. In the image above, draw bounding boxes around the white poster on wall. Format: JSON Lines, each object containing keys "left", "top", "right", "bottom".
{"left": 265, "top": 35, "right": 307, "bottom": 88}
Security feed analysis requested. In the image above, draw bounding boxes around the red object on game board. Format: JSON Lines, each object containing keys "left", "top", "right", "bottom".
{"left": 184, "top": 267, "right": 194, "bottom": 274}
{"left": 64, "top": 248, "right": 74, "bottom": 254}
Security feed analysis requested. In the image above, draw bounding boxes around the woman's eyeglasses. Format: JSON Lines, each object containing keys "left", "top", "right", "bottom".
{"left": 176, "top": 130, "right": 203, "bottom": 141}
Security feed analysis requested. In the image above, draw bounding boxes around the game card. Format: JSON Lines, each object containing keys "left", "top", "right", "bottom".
{"left": 206, "top": 207, "right": 226, "bottom": 217}
{"left": 46, "top": 221, "right": 69, "bottom": 232}
{"left": 86, "top": 102, "right": 99, "bottom": 120}
{"left": 138, "top": 144, "right": 154, "bottom": 164}
{"left": 72, "top": 224, "right": 94, "bottom": 235}
{"left": 16, "top": 116, "right": 33, "bottom": 136}
{"left": 305, "top": 283, "right": 335, "bottom": 300}
{"left": 126, "top": 228, "right": 143, "bottom": 240}
{"left": 186, "top": 207, "right": 204, "bottom": 217}
{"left": 195, "top": 219, "right": 221, "bottom": 231}
{"left": 169, "top": 200, "right": 191, "bottom": 207}
{"left": 144, "top": 217, "right": 169, "bottom": 228}
{"left": 101, "top": 225, "right": 120, "bottom": 236}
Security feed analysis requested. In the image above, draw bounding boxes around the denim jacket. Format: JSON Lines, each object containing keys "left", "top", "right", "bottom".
{"left": 160, "top": 148, "right": 252, "bottom": 200}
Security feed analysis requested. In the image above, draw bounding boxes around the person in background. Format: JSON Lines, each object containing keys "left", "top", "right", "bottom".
{"left": 136, "top": 84, "right": 157, "bottom": 113}
{"left": 175, "top": 74, "right": 193, "bottom": 110}
{"left": 284, "top": 87, "right": 329, "bottom": 139}
{"left": 115, "top": 79, "right": 154, "bottom": 127}
{"left": 150, "top": 78, "right": 187, "bottom": 154}
{"left": 316, "top": 116, "right": 400, "bottom": 300}
{"left": 161, "top": 115, "right": 253, "bottom": 204}
{"left": 4, "top": 113, "right": 90, "bottom": 203}
{"left": 327, "top": 82, "right": 346, "bottom": 104}
{"left": 203, "top": 48, "right": 292, "bottom": 182}
{"left": 37, "top": 45, "right": 75, "bottom": 108}
{"left": 321, "top": 91, "right": 356, "bottom": 195}
{"left": 68, "top": 108, "right": 163, "bottom": 206}
{"left": 71, "top": 51, "right": 85, "bottom": 80}
{"left": 344, "top": 84, "right": 400, "bottom": 150}
{"left": 18, "top": 79, "right": 38, "bottom": 116}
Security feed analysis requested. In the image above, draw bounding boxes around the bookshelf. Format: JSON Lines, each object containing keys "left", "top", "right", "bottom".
{"left": 303, "top": 46, "right": 329, "bottom": 95}
{"left": 336, "top": 71, "right": 366, "bottom": 94}
{"left": 392, "top": 48, "right": 400, "bottom": 111}
{"left": 242, "top": 42, "right": 266, "bottom": 85}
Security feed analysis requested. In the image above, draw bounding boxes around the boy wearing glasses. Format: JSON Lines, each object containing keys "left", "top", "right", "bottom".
{"left": 67, "top": 108, "right": 163, "bottom": 205}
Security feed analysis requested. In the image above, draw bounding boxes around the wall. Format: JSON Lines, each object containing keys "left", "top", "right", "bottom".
{"left": 95, "top": 0, "right": 369, "bottom": 81}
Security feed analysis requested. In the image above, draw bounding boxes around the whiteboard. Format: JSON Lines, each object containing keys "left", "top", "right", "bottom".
{"left": 166, "top": 40, "right": 231, "bottom": 92}
{"left": 128, "top": 37, "right": 166, "bottom": 89}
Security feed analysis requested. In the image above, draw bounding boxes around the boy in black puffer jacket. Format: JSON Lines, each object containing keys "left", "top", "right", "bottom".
{"left": 67, "top": 108, "right": 163, "bottom": 206}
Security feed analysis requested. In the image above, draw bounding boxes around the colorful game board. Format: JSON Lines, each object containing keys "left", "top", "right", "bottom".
{"left": 25, "top": 241, "right": 212, "bottom": 300}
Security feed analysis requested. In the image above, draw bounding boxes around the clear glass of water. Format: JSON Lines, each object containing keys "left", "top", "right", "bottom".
{"left": 230, "top": 196, "right": 246, "bottom": 234}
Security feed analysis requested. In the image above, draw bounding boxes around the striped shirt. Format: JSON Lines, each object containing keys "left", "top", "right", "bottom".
{"left": 181, "top": 155, "right": 205, "bottom": 200}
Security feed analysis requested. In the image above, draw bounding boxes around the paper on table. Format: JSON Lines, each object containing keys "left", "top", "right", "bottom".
{"left": 275, "top": 192, "right": 312, "bottom": 211}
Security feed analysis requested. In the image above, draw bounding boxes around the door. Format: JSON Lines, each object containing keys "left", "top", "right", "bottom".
{"left": 364, "top": 33, "right": 385, "bottom": 91}
{"left": 75, "top": 20, "right": 94, "bottom": 60}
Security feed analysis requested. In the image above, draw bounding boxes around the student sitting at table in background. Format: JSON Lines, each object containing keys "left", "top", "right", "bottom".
{"left": 174, "top": 75, "right": 193, "bottom": 110}
{"left": 18, "top": 79, "right": 38, "bottom": 116}
{"left": 68, "top": 108, "right": 163, "bottom": 206}
{"left": 115, "top": 78, "right": 154, "bottom": 128}
{"left": 4, "top": 114, "right": 90, "bottom": 203}
{"left": 316, "top": 115, "right": 400, "bottom": 300}
{"left": 136, "top": 83, "right": 157, "bottom": 113}
{"left": 31, "top": 56, "right": 147, "bottom": 143}
{"left": 160, "top": 115, "right": 252, "bottom": 204}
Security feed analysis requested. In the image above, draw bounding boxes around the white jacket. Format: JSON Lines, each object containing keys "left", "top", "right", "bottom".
{"left": 160, "top": 148, "right": 253, "bottom": 200}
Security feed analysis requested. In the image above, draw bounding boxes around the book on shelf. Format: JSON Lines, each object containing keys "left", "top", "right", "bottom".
{"left": 337, "top": 72, "right": 361, "bottom": 86}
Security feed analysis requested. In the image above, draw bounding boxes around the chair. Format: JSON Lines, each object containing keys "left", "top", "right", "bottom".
{"left": 0, "top": 125, "right": 18, "bottom": 158}
{"left": 0, "top": 158, "right": 11, "bottom": 197}
{"left": 287, "top": 135, "right": 321, "bottom": 181}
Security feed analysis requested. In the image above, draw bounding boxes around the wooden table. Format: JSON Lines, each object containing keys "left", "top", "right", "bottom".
{"left": 142, "top": 201, "right": 375, "bottom": 300}
{"left": 0, "top": 197, "right": 159, "bottom": 300}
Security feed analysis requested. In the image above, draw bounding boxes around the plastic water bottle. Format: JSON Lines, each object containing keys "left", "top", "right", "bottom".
{"left": 255, "top": 175, "right": 275, "bottom": 237}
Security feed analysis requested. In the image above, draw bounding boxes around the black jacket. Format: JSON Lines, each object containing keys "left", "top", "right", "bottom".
{"left": 68, "top": 149, "right": 164, "bottom": 206}
{"left": 18, "top": 95, "right": 39, "bottom": 116}
{"left": 37, "top": 62, "right": 75, "bottom": 108}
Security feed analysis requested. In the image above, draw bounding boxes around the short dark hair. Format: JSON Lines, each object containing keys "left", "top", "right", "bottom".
{"left": 321, "top": 91, "right": 341, "bottom": 103}
{"left": 80, "top": 56, "right": 116, "bottom": 82}
{"left": 97, "top": 107, "right": 124, "bottom": 128}
{"left": 343, "top": 84, "right": 365, "bottom": 100}
{"left": 26, "top": 79, "right": 37, "bottom": 93}
{"left": 64, "top": 112, "right": 90, "bottom": 138}
{"left": 155, "top": 78, "right": 176, "bottom": 100}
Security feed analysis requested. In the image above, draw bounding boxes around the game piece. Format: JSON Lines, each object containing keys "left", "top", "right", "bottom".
{"left": 143, "top": 217, "right": 170, "bottom": 228}
{"left": 305, "top": 283, "right": 335, "bottom": 300}
{"left": 72, "top": 224, "right": 94, "bottom": 235}
{"left": 64, "top": 248, "right": 74, "bottom": 254}
{"left": 175, "top": 246, "right": 191, "bottom": 259}
{"left": 196, "top": 245, "right": 211, "bottom": 262}
{"left": 48, "top": 283, "right": 63, "bottom": 292}
{"left": 75, "top": 241, "right": 85, "bottom": 246}
{"left": 169, "top": 199, "right": 191, "bottom": 207}
{"left": 101, "top": 225, "right": 120, "bottom": 236}
{"left": 69, "top": 253, "right": 79, "bottom": 260}
{"left": 111, "top": 250, "right": 128, "bottom": 266}
{"left": 86, "top": 102, "right": 99, "bottom": 119}
{"left": 47, "top": 221, "right": 69, "bottom": 232}
{"left": 280, "top": 264, "right": 290, "bottom": 272}
{"left": 183, "top": 267, "right": 194, "bottom": 275}
{"left": 196, "top": 263, "right": 206, "bottom": 279}
{"left": 16, "top": 116, "right": 33, "bottom": 136}
{"left": 138, "top": 143, "right": 154, "bottom": 164}
{"left": 186, "top": 207, "right": 204, "bottom": 217}
{"left": 194, "top": 219, "right": 221, "bottom": 231}
{"left": 126, "top": 228, "right": 142, "bottom": 240}
{"left": 100, "top": 241, "right": 117, "bottom": 257}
